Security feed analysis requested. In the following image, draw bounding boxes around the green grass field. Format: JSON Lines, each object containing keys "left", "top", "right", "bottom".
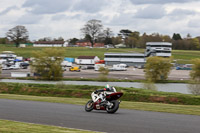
{"left": 0, "top": 44, "right": 199, "bottom": 64}
{"left": 0, "top": 119, "right": 100, "bottom": 133}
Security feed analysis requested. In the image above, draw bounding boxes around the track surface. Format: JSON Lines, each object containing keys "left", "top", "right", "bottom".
{"left": 0, "top": 99, "right": 199, "bottom": 133}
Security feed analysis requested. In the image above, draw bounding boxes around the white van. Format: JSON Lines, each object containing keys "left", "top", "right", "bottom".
{"left": 94, "top": 64, "right": 105, "bottom": 71}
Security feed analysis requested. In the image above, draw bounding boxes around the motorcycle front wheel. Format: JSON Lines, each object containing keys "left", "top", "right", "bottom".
{"left": 106, "top": 100, "right": 119, "bottom": 114}
{"left": 85, "top": 100, "right": 94, "bottom": 112}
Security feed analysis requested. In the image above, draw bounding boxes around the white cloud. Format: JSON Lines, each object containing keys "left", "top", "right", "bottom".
{"left": 134, "top": 5, "right": 166, "bottom": 19}
{"left": 129, "top": 0, "right": 199, "bottom": 5}
{"left": 1, "top": 0, "right": 200, "bottom": 40}
{"left": 168, "top": 9, "right": 197, "bottom": 16}
{"left": 73, "top": 0, "right": 107, "bottom": 13}
{"left": 188, "top": 18, "right": 200, "bottom": 28}
{"left": 16, "top": 13, "right": 43, "bottom": 24}
{"left": 22, "top": 0, "right": 73, "bottom": 14}
{"left": 0, "top": 6, "right": 19, "bottom": 16}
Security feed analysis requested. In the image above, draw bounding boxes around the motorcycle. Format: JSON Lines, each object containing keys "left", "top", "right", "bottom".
{"left": 85, "top": 86, "right": 123, "bottom": 114}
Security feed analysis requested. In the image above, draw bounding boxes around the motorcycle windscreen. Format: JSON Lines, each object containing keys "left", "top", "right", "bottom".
{"left": 106, "top": 92, "right": 123, "bottom": 101}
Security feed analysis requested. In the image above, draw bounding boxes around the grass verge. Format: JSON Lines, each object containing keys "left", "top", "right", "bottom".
{"left": 0, "top": 82, "right": 200, "bottom": 105}
{"left": 0, "top": 119, "right": 100, "bottom": 133}
{"left": 13, "top": 77, "right": 190, "bottom": 83}
{"left": 0, "top": 94, "right": 200, "bottom": 116}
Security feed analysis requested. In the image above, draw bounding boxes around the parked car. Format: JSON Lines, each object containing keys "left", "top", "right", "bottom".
{"left": 109, "top": 64, "right": 127, "bottom": 71}
{"left": 176, "top": 66, "right": 192, "bottom": 70}
{"left": 81, "top": 65, "right": 95, "bottom": 70}
{"left": 20, "top": 62, "right": 29, "bottom": 69}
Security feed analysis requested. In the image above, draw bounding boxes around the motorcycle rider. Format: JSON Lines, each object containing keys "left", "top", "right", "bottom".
{"left": 92, "top": 84, "right": 116, "bottom": 102}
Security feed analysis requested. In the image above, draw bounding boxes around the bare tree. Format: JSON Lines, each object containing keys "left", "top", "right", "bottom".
{"left": 6, "top": 25, "right": 29, "bottom": 47}
{"left": 81, "top": 19, "right": 103, "bottom": 47}
{"left": 102, "top": 28, "right": 114, "bottom": 45}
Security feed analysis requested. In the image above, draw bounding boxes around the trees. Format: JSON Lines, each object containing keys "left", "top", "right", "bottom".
{"left": 190, "top": 58, "right": 200, "bottom": 82}
{"left": 125, "top": 31, "right": 140, "bottom": 48}
{"left": 68, "top": 38, "right": 79, "bottom": 45}
{"left": 145, "top": 56, "right": 172, "bottom": 82}
{"left": 112, "top": 36, "right": 123, "bottom": 46}
{"left": 0, "top": 64, "right": 2, "bottom": 77}
{"left": 31, "top": 48, "right": 65, "bottom": 80}
{"left": 190, "top": 38, "right": 200, "bottom": 50}
{"left": 6, "top": 25, "right": 29, "bottom": 47}
{"left": 118, "top": 29, "right": 132, "bottom": 38}
{"left": 102, "top": 28, "right": 113, "bottom": 45}
{"left": 172, "top": 33, "right": 182, "bottom": 40}
{"left": 0, "top": 37, "right": 7, "bottom": 44}
{"left": 54, "top": 37, "right": 64, "bottom": 41}
{"left": 188, "top": 59, "right": 200, "bottom": 95}
{"left": 81, "top": 19, "right": 103, "bottom": 47}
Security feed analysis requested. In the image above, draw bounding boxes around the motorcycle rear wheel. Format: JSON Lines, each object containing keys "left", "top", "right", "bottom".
{"left": 106, "top": 100, "right": 119, "bottom": 114}
{"left": 85, "top": 100, "right": 94, "bottom": 112}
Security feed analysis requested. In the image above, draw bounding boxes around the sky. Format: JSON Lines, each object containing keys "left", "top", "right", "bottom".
{"left": 0, "top": 0, "right": 200, "bottom": 41}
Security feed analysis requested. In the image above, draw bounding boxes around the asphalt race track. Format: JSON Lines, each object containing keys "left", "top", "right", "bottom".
{"left": 0, "top": 99, "right": 200, "bottom": 133}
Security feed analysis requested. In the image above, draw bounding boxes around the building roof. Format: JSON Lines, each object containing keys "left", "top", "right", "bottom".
{"left": 77, "top": 56, "right": 96, "bottom": 59}
{"left": 34, "top": 41, "right": 64, "bottom": 44}
{"left": 76, "top": 40, "right": 90, "bottom": 43}
{"left": 146, "top": 42, "right": 172, "bottom": 45}
{"left": 105, "top": 53, "right": 145, "bottom": 56}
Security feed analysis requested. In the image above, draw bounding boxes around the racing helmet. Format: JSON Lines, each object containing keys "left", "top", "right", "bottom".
{"left": 105, "top": 84, "right": 110, "bottom": 89}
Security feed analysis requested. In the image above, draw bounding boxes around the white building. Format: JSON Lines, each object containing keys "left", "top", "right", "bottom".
{"left": 0, "top": 51, "right": 17, "bottom": 63}
{"left": 104, "top": 42, "right": 172, "bottom": 66}
{"left": 104, "top": 53, "right": 146, "bottom": 66}
{"left": 76, "top": 56, "right": 100, "bottom": 65}
{"left": 33, "top": 41, "right": 67, "bottom": 47}
{"left": 145, "top": 42, "right": 172, "bottom": 57}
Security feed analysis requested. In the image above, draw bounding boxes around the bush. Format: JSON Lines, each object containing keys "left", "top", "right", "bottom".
{"left": 98, "top": 67, "right": 109, "bottom": 81}
{"left": 31, "top": 48, "right": 65, "bottom": 80}
{"left": 145, "top": 56, "right": 172, "bottom": 82}
{"left": 190, "top": 58, "right": 200, "bottom": 82}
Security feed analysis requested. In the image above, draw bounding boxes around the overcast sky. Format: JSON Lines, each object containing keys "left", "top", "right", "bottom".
{"left": 0, "top": 0, "right": 200, "bottom": 41}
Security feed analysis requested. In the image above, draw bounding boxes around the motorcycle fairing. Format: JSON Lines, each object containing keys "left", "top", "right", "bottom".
{"left": 106, "top": 92, "right": 123, "bottom": 101}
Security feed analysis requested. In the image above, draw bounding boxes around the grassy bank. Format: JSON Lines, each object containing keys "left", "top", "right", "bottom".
{"left": 0, "top": 119, "right": 99, "bottom": 133}
{"left": 0, "top": 45, "right": 144, "bottom": 59}
{"left": 14, "top": 77, "right": 190, "bottom": 83}
{"left": 1, "top": 94, "right": 200, "bottom": 115}
{"left": 1, "top": 45, "right": 200, "bottom": 64}
{"left": 0, "top": 82, "right": 200, "bottom": 105}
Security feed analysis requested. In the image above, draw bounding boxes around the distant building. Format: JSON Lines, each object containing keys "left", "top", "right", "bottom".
{"left": 75, "top": 56, "right": 100, "bottom": 65}
{"left": 33, "top": 41, "right": 67, "bottom": 47}
{"left": 104, "top": 53, "right": 145, "bottom": 66}
{"left": 145, "top": 42, "right": 172, "bottom": 57}
{"left": 115, "top": 44, "right": 126, "bottom": 48}
{"left": 19, "top": 44, "right": 26, "bottom": 48}
{"left": 104, "top": 42, "right": 172, "bottom": 66}
{"left": 76, "top": 40, "right": 90, "bottom": 47}
{"left": 76, "top": 40, "right": 104, "bottom": 47}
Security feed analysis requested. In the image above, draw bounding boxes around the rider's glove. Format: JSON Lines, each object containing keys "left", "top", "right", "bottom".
{"left": 94, "top": 90, "right": 98, "bottom": 94}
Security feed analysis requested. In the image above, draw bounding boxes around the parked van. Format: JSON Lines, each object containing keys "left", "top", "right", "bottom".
{"left": 61, "top": 61, "right": 72, "bottom": 67}
{"left": 69, "top": 66, "right": 80, "bottom": 72}
{"left": 94, "top": 64, "right": 105, "bottom": 71}
{"left": 109, "top": 64, "right": 127, "bottom": 71}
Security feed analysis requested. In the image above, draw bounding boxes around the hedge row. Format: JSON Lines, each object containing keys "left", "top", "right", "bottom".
{"left": 0, "top": 82, "right": 200, "bottom": 105}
